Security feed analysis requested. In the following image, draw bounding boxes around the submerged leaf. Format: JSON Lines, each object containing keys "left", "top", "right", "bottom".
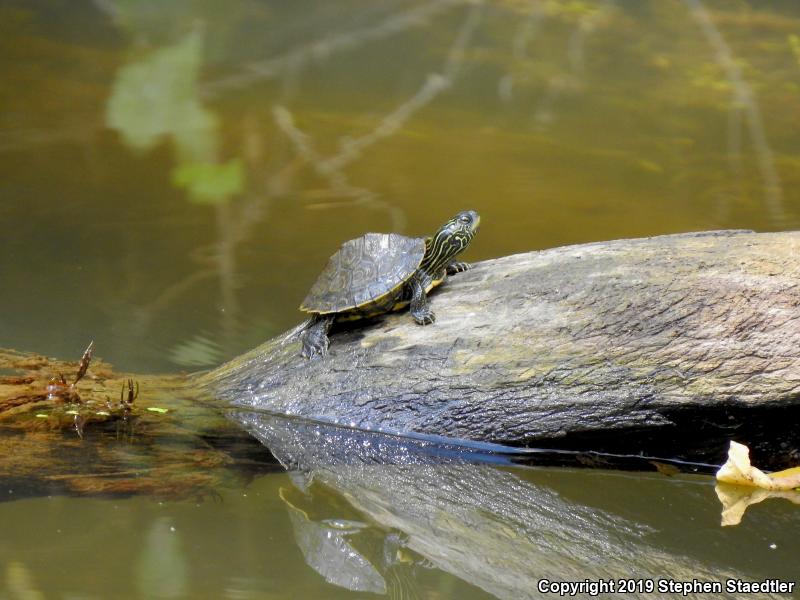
{"left": 146, "top": 407, "right": 169, "bottom": 414}
{"left": 650, "top": 461, "right": 680, "bottom": 477}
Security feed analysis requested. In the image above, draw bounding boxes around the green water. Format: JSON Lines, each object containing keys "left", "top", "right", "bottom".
{"left": 2, "top": 0, "right": 800, "bottom": 598}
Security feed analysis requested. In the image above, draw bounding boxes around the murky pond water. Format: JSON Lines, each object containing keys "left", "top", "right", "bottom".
{"left": 2, "top": 0, "right": 800, "bottom": 598}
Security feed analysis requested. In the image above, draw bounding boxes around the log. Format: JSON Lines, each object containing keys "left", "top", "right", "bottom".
{"left": 203, "top": 230, "right": 800, "bottom": 468}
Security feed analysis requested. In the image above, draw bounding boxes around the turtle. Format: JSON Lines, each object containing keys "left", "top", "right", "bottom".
{"left": 299, "top": 210, "right": 480, "bottom": 358}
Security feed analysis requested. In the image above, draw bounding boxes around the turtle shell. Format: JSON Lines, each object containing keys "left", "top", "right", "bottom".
{"left": 300, "top": 233, "right": 426, "bottom": 314}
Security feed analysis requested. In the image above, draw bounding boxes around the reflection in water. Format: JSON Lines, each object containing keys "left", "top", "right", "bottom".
{"left": 716, "top": 483, "right": 800, "bottom": 527}
{"left": 106, "top": 30, "right": 218, "bottom": 167}
{"left": 106, "top": 24, "right": 247, "bottom": 358}
{"left": 683, "top": 0, "right": 784, "bottom": 223}
{"left": 270, "top": 1, "right": 483, "bottom": 231}
{"left": 231, "top": 412, "right": 791, "bottom": 600}
{"left": 281, "top": 486, "right": 387, "bottom": 594}
{"left": 204, "top": 0, "right": 465, "bottom": 96}
{"left": 135, "top": 517, "right": 188, "bottom": 599}
{"left": 0, "top": 417, "right": 797, "bottom": 599}
{"left": 5, "top": 561, "right": 44, "bottom": 600}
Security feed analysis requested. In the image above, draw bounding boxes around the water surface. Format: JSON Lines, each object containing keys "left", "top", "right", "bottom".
{"left": 2, "top": 1, "right": 800, "bottom": 598}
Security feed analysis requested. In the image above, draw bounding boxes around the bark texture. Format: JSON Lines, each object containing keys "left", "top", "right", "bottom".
{"left": 204, "top": 230, "right": 800, "bottom": 465}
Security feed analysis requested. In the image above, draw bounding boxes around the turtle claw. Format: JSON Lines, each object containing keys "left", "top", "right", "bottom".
{"left": 413, "top": 310, "right": 436, "bottom": 326}
{"left": 300, "top": 315, "right": 334, "bottom": 359}
{"left": 446, "top": 261, "right": 471, "bottom": 275}
{"left": 301, "top": 332, "right": 329, "bottom": 359}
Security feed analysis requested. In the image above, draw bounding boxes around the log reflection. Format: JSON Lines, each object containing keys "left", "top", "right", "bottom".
{"left": 233, "top": 411, "right": 789, "bottom": 600}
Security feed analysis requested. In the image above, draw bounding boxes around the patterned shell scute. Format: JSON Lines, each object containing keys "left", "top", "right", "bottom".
{"left": 301, "top": 233, "right": 426, "bottom": 313}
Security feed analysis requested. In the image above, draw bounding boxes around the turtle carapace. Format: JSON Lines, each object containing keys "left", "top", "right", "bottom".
{"left": 299, "top": 210, "right": 480, "bottom": 358}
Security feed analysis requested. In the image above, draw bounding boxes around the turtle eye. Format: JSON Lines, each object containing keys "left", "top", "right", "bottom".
{"left": 458, "top": 214, "right": 471, "bottom": 224}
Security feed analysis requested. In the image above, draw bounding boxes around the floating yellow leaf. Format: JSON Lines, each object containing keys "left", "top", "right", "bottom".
{"left": 146, "top": 407, "right": 169, "bottom": 414}
{"left": 716, "top": 441, "right": 800, "bottom": 490}
{"left": 715, "top": 441, "right": 800, "bottom": 526}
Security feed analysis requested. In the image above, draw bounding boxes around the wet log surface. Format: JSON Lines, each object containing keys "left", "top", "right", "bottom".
{"left": 204, "top": 230, "right": 800, "bottom": 469}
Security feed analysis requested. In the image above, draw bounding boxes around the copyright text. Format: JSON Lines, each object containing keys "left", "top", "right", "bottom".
{"left": 537, "top": 578, "right": 795, "bottom": 596}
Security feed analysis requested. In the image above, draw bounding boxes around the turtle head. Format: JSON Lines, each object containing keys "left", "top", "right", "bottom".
{"left": 421, "top": 210, "right": 480, "bottom": 273}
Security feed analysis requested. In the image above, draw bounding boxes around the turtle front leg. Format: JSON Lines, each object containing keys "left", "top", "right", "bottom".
{"left": 409, "top": 275, "right": 435, "bottom": 325}
{"left": 301, "top": 314, "right": 335, "bottom": 359}
{"left": 446, "top": 261, "right": 471, "bottom": 275}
